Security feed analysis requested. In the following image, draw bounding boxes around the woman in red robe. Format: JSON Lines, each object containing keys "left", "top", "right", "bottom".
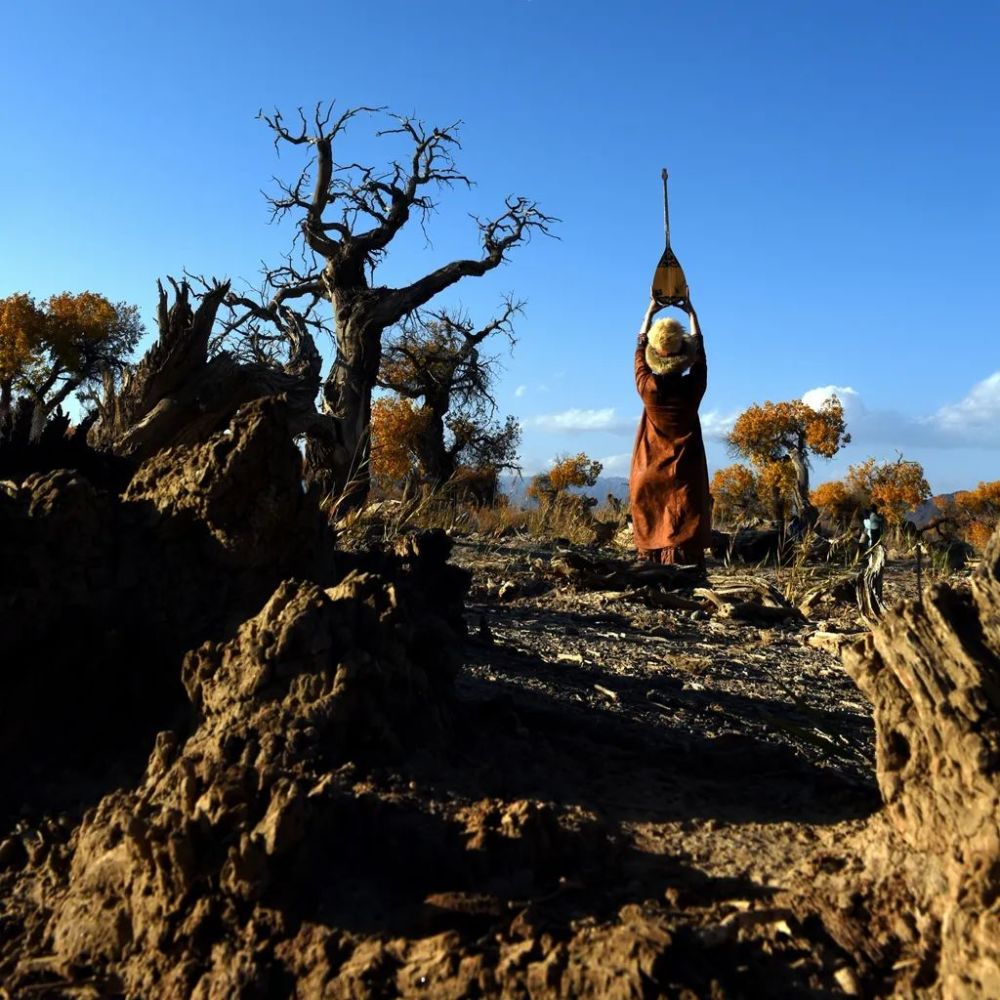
{"left": 629, "top": 297, "right": 711, "bottom": 568}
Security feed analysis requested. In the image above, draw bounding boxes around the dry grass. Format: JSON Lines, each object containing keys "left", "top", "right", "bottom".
{"left": 332, "top": 481, "right": 626, "bottom": 550}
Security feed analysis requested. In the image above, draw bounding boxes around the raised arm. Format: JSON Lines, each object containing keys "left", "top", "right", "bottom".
{"left": 685, "top": 302, "right": 708, "bottom": 401}
{"left": 634, "top": 298, "right": 664, "bottom": 399}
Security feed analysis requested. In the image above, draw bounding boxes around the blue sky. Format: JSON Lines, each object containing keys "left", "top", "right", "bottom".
{"left": 2, "top": 1, "right": 997, "bottom": 493}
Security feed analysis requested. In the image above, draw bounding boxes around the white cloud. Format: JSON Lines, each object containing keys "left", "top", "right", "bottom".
{"left": 932, "top": 372, "right": 1000, "bottom": 445}
{"left": 700, "top": 409, "right": 739, "bottom": 441}
{"left": 801, "top": 385, "right": 864, "bottom": 416}
{"left": 531, "top": 407, "right": 635, "bottom": 434}
{"left": 800, "top": 372, "right": 1000, "bottom": 450}
{"left": 599, "top": 452, "right": 632, "bottom": 475}
{"left": 514, "top": 384, "right": 527, "bottom": 397}
{"left": 531, "top": 405, "right": 737, "bottom": 440}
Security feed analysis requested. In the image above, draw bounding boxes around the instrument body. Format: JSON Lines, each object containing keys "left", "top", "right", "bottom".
{"left": 651, "top": 168, "right": 690, "bottom": 306}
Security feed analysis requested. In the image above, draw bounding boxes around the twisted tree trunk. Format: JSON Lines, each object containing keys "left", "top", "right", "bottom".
{"left": 798, "top": 527, "right": 1000, "bottom": 996}
{"left": 93, "top": 280, "right": 337, "bottom": 467}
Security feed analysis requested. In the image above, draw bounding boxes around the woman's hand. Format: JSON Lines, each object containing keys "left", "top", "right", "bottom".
{"left": 638, "top": 298, "right": 661, "bottom": 343}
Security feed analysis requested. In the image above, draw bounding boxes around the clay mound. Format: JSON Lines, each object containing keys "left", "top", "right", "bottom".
{"left": 0, "top": 396, "right": 467, "bottom": 804}
{"left": 6, "top": 577, "right": 461, "bottom": 995}
{"left": 0, "top": 394, "right": 475, "bottom": 997}
{"left": 0, "top": 398, "right": 337, "bottom": 804}
{"left": 124, "top": 395, "right": 325, "bottom": 572}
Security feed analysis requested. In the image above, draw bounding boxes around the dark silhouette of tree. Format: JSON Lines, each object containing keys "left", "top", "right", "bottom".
{"left": 0, "top": 291, "right": 143, "bottom": 439}
{"left": 377, "top": 300, "right": 522, "bottom": 489}
{"left": 255, "top": 101, "right": 554, "bottom": 507}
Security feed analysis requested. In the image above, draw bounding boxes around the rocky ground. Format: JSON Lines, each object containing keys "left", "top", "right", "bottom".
{"left": 1, "top": 402, "right": 996, "bottom": 998}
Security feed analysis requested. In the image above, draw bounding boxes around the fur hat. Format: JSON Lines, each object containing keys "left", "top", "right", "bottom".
{"left": 645, "top": 317, "right": 696, "bottom": 375}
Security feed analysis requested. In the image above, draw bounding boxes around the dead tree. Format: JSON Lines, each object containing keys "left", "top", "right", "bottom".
{"left": 855, "top": 542, "right": 886, "bottom": 623}
{"left": 257, "top": 102, "right": 554, "bottom": 507}
{"left": 377, "top": 301, "right": 522, "bottom": 487}
{"left": 91, "top": 278, "right": 336, "bottom": 465}
{"left": 793, "top": 525, "right": 1000, "bottom": 995}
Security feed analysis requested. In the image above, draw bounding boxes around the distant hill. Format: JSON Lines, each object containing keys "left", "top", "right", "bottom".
{"left": 909, "top": 494, "right": 953, "bottom": 528}
{"left": 501, "top": 475, "right": 629, "bottom": 507}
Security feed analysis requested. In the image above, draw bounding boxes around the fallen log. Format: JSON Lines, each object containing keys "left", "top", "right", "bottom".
{"left": 802, "top": 630, "right": 868, "bottom": 657}
{"left": 548, "top": 549, "right": 703, "bottom": 591}
{"left": 798, "top": 574, "right": 856, "bottom": 618}
{"left": 696, "top": 576, "right": 805, "bottom": 624}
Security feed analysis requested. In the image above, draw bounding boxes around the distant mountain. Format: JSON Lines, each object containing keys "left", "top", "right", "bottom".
{"left": 908, "top": 494, "right": 953, "bottom": 528}
{"left": 501, "top": 475, "right": 629, "bottom": 507}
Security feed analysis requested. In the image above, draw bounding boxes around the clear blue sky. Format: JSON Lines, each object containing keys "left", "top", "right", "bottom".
{"left": 2, "top": 1, "right": 997, "bottom": 492}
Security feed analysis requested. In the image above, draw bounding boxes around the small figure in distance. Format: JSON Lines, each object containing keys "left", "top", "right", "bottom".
{"left": 860, "top": 507, "right": 884, "bottom": 549}
{"left": 629, "top": 295, "right": 711, "bottom": 573}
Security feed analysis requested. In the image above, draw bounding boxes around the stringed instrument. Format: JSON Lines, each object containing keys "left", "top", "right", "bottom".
{"left": 650, "top": 168, "right": 689, "bottom": 306}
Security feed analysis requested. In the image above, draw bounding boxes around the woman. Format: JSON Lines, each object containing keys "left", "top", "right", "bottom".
{"left": 629, "top": 296, "right": 711, "bottom": 568}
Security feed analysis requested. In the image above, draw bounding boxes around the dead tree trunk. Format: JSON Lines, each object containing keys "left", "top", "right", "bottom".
{"left": 802, "top": 526, "right": 1000, "bottom": 995}
{"left": 855, "top": 542, "right": 886, "bottom": 624}
{"left": 786, "top": 448, "right": 817, "bottom": 522}
{"left": 93, "top": 278, "right": 337, "bottom": 466}
{"left": 416, "top": 395, "right": 456, "bottom": 486}
{"left": 0, "top": 377, "right": 11, "bottom": 435}
{"left": 257, "top": 104, "right": 552, "bottom": 510}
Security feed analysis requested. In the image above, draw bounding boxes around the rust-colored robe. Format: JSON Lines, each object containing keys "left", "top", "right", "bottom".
{"left": 629, "top": 345, "right": 711, "bottom": 556}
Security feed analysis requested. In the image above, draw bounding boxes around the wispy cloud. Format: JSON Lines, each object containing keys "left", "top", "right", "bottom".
{"left": 700, "top": 409, "right": 739, "bottom": 441}
{"left": 531, "top": 405, "right": 737, "bottom": 440}
{"left": 802, "top": 373, "right": 1000, "bottom": 450}
{"left": 932, "top": 372, "right": 1000, "bottom": 445}
{"left": 523, "top": 371, "right": 1000, "bottom": 487}
{"left": 598, "top": 452, "right": 632, "bottom": 475}
{"left": 530, "top": 407, "right": 635, "bottom": 434}
{"left": 514, "top": 384, "right": 527, "bottom": 397}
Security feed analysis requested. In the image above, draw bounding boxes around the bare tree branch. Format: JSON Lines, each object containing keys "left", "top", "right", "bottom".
{"left": 253, "top": 100, "right": 553, "bottom": 505}
{"left": 376, "top": 199, "right": 556, "bottom": 327}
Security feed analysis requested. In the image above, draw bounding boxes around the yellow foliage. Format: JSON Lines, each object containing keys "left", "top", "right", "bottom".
{"left": 0, "top": 293, "right": 46, "bottom": 381}
{"left": 549, "top": 452, "right": 602, "bottom": 493}
{"left": 846, "top": 457, "right": 930, "bottom": 527}
{"left": 710, "top": 463, "right": 759, "bottom": 521}
{"left": 44, "top": 291, "right": 118, "bottom": 368}
{"left": 729, "top": 397, "right": 849, "bottom": 468}
{"left": 810, "top": 480, "right": 856, "bottom": 526}
{"left": 0, "top": 289, "right": 140, "bottom": 405}
{"left": 527, "top": 452, "right": 602, "bottom": 505}
{"left": 967, "top": 520, "right": 995, "bottom": 551}
{"left": 756, "top": 460, "right": 798, "bottom": 514}
{"left": 370, "top": 396, "right": 429, "bottom": 487}
{"left": 947, "top": 480, "right": 1000, "bottom": 550}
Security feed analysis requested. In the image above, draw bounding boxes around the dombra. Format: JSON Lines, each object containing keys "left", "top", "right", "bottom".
{"left": 650, "top": 167, "right": 689, "bottom": 307}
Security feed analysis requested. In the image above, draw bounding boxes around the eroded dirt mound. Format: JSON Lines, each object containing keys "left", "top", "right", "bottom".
{"left": 2, "top": 397, "right": 997, "bottom": 998}
{"left": 0, "top": 398, "right": 336, "bottom": 811}
{"left": 0, "top": 392, "right": 497, "bottom": 998}
{"left": 4, "top": 572, "right": 467, "bottom": 996}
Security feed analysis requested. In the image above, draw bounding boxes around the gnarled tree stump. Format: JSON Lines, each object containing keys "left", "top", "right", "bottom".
{"left": 823, "top": 526, "right": 1000, "bottom": 996}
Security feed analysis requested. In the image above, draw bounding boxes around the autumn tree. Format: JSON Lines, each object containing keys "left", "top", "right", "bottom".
{"left": 755, "top": 461, "right": 800, "bottom": 521}
{"left": 710, "top": 464, "right": 761, "bottom": 525}
{"left": 527, "top": 453, "right": 603, "bottom": 511}
{"left": 0, "top": 291, "right": 143, "bottom": 438}
{"left": 377, "top": 302, "right": 522, "bottom": 493}
{"left": 810, "top": 479, "right": 858, "bottom": 530}
{"left": 938, "top": 480, "right": 1000, "bottom": 550}
{"left": 728, "top": 397, "right": 850, "bottom": 520}
{"left": 253, "top": 102, "right": 554, "bottom": 508}
{"left": 369, "top": 395, "right": 429, "bottom": 494}
{"left": 845, "top": 456, "right": 931, "bottom": 528}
